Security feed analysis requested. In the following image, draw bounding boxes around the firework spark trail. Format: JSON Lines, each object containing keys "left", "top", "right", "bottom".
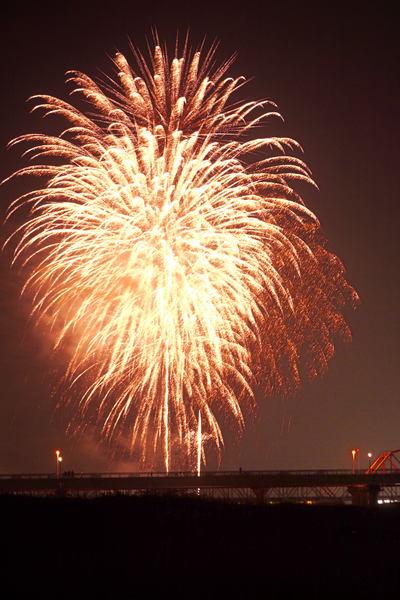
{"left": 4, "top": 40, "right": 358, "bottom": 470}
{"left": 197, "top": 409, "right": 202, "bottom": 495}
{"left": 197, "top": 410, "right": 202, "bottom": 478}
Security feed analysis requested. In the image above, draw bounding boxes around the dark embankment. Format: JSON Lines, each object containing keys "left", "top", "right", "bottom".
{"left": 1, "top": 495, "right": 399, "bottom": 597}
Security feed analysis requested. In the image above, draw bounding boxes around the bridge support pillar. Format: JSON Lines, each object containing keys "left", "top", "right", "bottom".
{"left": 252, "top": 488, "right": 268, "bottom": 502}
{"left": 348, "top": 485, "right": 380, "bottom": 507}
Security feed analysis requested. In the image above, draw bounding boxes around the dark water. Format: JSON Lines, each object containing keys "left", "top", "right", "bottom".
{"left": 1, "top": 495, "right": 399, "bottom": 597}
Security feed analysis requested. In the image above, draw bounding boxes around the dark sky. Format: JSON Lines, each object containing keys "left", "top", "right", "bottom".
{"left": 0, "top": 1, "right": 398, "bottom": 473}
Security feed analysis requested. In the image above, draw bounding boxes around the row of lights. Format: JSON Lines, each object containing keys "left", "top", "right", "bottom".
{"left": 351, "top": 448, "right": 373, "bottom": 473}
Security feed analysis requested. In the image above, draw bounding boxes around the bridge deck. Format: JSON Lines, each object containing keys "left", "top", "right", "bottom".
{"left": 0, "top": 469, "right": 399, "bottom": 493}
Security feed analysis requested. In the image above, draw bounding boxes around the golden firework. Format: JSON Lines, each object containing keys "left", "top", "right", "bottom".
{"left": 5, "top": 40, "right": 357, "bottom": 470}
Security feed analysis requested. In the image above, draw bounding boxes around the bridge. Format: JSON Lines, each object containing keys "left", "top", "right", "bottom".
{"left": 2, "top": 450, "right": 399, "bottom": 506}
{"left": 1, "top": 468, "right": 400, "bottom": 506}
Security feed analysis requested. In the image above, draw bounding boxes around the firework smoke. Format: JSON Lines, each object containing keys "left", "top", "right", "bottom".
{"left": 4, "top": 39, "right": 357, "bottom": 470}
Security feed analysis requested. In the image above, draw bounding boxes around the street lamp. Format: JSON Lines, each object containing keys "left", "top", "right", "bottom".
{"left": 367, "top": 452, "right": 373, "bottom": 468}
{"left": 55, "top": 450, "right": 63, "bottom": 479}
{"left": 351, "top": 448, "right": 360, "bottom": 474}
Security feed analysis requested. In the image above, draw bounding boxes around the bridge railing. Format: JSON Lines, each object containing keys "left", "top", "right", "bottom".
{"left": 0, "top": 469, "right": 381, "bottom": 480}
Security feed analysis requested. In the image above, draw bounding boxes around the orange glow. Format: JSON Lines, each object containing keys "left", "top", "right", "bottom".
{"left": 6, "top": 40, "right": 357, "bottom": 470}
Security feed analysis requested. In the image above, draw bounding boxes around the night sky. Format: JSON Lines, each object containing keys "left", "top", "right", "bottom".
{"left": 0, "top": 1, "right": 398, "bottom": 474}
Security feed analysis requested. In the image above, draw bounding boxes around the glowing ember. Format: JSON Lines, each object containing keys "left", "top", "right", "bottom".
{"left": 4, "top": 40, "right": 357, "bottom": 470}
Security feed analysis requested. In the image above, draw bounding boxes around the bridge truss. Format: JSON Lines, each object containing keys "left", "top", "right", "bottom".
{"left": 1, "top": 468, "right": 400, "bottom": 506}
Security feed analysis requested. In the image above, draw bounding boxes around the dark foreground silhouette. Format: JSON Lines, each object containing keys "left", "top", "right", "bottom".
{"left": 1, "top": 495, "right": 399, "bottom": 598}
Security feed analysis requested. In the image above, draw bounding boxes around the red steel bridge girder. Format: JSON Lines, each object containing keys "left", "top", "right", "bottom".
{"left": 367, "top": 450, "right": 400, "bottom": 473}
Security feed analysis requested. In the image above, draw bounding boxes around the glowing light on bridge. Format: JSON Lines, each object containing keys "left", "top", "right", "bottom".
{"left": 55, "top": 449, "right": 63, "bottom": 479}
{"left": 5, "top": 39, "right": 357, "bottom": 470}
{"left": 351, "top": 448, "right": 360, "bottom": 473}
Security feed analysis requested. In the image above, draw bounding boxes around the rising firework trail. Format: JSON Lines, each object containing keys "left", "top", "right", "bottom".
{"left": 197, "top": 410, "right": 202, "bottom": 495}
{"left": 197, "top": 410, "right": 202, "bottom": 478}
{"left": 4, "top": 38, "right": 358, "bottom": 470}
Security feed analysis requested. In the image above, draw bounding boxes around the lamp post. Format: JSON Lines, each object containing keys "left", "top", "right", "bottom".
{"left": 367, "top": 452, "right": 373, "bottom": 468}
{"left": 351, "top": 448, "right": 359, "bottom": 474}
{"left": 55, "top": 450, "right": 63, "bottom": 479}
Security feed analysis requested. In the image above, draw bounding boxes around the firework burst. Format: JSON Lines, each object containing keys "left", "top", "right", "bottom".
{"left": 4, "top": 39, "right": 357, "bottom": 470}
